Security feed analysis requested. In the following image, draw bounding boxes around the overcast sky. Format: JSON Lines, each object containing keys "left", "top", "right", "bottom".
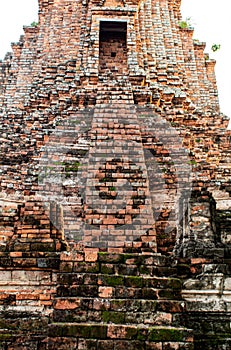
{"left": 0, "top": 0, "right": 230, "bottom": 127}
{"left": 181, "top": 0, "right": 231, "bottom": 128}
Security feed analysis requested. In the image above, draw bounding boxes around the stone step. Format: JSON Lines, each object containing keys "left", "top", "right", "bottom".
{"left": 98, "top": 252, "right": 170, "bottom": 264}
{"left": 48, "top": 323, "right": 194, "bottom": 347}
{"left": 60, "top": 252, "right": 177, "bottom": 277}
{"left": 56, "top": 284, "right": 181, "bottom": 300}
{"left": 44, "top": 338, "right": 194, "bottom": 350}
{"left": 60, "top": 260, "right": 177, "bottom": 277}
{"left": 97, "top": 89, "right": 132, "bottom": 94}
{"left": 53, "top": 297, "right": 186, "bottom": 325}
{"left": 57, "top": 273, "right": 182, "bottom": 290}
{"left": 53, "top": 308, "right": 173, "bottom": 325}
{"left": 0, "top": 320, "right": 194, "bottom": 349}
{"left": 0, "top": 250, "right": 177, "bottom": 274}
{"left": 53, "top": 297, "right": 186, "bottom": 312}
{"left": 96, "top": 97, "right": 134, "bottom": 104}
{"left": 97, "top": 88, "right": 132, "bottom": 95}
{"left": 61, "top": 251, "right": 172, "bottom": 266}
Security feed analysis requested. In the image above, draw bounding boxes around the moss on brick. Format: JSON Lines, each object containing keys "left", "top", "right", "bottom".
{"left": 139, "top": 265, "right": 151, "bottom": 275}
{"left": 166, "top": 278, "right": 182, "bottom": 289}
{"left": 100, "top": 263, "right": 115, "bottom": 274}
{"left": 125, "top": 276, "right": 143, "bottom": 288}
{"left": 123, "top": 254, "right": 136, "bottom": 263}
{"left": 98, "top": 253, "right": 124, "bottom": 263}
{"left": 124, "top": 326, "right": 138, "bottom": 339}
{"left": 110, "top": 299, "right": 127, "bottom": 311}
{"left": 49, "top": 323, "right": 108, "bottom": 339}
{"left": 102, "top": 311, "right": 125, "bottom": 324}
{"left": 90, "top": 325, "right": 107, "bottom": 339}
{"left": 158, "top": 289, "right": 180, "bottom": 300}
{"left": 0, "top": 319, "right": 15, "bottom": 330}
{"left": 0, "top": 334, "right": 12, "bottom": 341}
{"left": 65, "top": 324, "right": 90, "bottom": 337}
{"left": 148, "top": 327, "right": 189, "bottom": 342}
{"left": 137, "top": 328, "right": 149, "bottom": 341}
{"left": 103, "top": 275, "right": 124, "bottom": 286}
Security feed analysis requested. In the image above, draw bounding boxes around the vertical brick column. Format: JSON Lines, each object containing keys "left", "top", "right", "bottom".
{"left": 205, "top": 59, "right": 220, "bottom": 112}
{"left": 82, "top": 82, "right": 157, "bottom": 250}
{"left": 179, "top": 28, "right": 200, "bottom": 105}
{"left": 151, "top": 0, "right": 168, "bottom": 84}
{"left": 193, "top": 42, "right": 211, "bottom": 110}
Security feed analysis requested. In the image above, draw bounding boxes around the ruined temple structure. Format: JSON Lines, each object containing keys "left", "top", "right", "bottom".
{"left": 0, "top": 0, "right": 231, "bottom": 348}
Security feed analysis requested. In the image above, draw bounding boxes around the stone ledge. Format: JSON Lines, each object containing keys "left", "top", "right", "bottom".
{"left": 48, "top": 323, "right": 194, "bottom": 342}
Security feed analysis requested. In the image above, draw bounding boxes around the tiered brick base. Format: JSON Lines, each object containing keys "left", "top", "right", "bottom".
{"left": 0, "top": 250, "right": 194, "bottom": 349}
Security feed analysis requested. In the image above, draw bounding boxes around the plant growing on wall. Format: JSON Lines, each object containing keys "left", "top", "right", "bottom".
{"left": 178, "top": 17, "right": 192, "bottom": 29}
{"left": 30, "top": 21, "right": 39, "bottom": 27}
{"left": 211, "top": 43, "right": 221, "bottom": 52}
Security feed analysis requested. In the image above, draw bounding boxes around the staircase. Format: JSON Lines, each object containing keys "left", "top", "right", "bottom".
{"left": 46, "top": 251, "right": 194, "bottom": 349}
{"left": 44, "top": 78, "right": 194, "bottom": 349}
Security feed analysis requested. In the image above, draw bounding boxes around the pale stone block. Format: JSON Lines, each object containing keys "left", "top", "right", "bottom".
{"left": 0, "top": 271, "right": 12, "bottom": 282}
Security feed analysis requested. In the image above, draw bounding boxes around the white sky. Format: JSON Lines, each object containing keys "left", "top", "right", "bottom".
{"left": 0, "top": 0, "right": 230, "bottom": 127}
{"left": 181, "top": 0, "right": 231, "bottom": 129}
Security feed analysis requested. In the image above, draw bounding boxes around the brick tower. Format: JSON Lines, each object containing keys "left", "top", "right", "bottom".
{"left": 0, "top": 0, "right": 230, "bottom": 348}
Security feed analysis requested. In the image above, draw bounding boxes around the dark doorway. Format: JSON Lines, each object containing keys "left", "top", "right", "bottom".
{"left": 99, "top": 21, "right": 127, "bottom": 75}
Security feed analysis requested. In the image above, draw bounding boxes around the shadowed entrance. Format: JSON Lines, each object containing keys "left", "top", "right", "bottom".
{"left": 99, "top": 21, "right": 127, "bottom": 76}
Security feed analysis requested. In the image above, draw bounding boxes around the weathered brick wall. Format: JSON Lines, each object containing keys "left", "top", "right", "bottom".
{"left": 0, "top": 0, "right": 230, "bottom": 348}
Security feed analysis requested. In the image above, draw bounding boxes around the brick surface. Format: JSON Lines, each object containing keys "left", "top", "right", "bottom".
{"left": 0, "top": 0, "right": 230, "bottom": 348}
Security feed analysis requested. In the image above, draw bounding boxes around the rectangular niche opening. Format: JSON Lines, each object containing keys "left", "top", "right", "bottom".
{"left": 99, "top": 21, "right": 127, "bottom": 75}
